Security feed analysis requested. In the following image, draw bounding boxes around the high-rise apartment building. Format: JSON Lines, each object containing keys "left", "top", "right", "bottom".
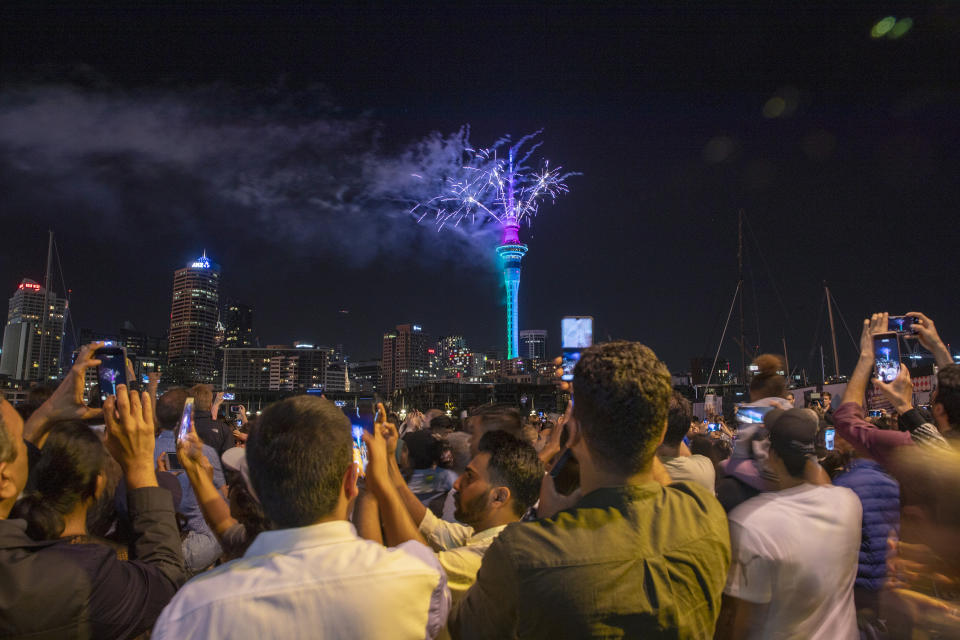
{"left": 0, "top": 279, "right": 68, "bottom": 382}
{"left": 519, "top": 329, "right": 548, "bottom": 361}
{"left": 167, "top": 252, "right": 221, "bottom": 384}
{"left": 381, "top": 324, "right": 431, "bottom": 394}
{"left": 223, "top": 299, "right": 254, "bottom": 348}
{"left": 222, "top": 345, "right": 330, "bottom": 392}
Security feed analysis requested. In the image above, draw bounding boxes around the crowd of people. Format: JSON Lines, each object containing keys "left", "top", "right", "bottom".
{"left": 1, "top": 311, "right": 959, "bottom": 638}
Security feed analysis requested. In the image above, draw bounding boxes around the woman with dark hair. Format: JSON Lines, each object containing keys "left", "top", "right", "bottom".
{"left": 11, "top": 420, "right": 110, "bottom": 544}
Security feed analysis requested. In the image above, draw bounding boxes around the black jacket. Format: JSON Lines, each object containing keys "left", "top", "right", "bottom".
{"left": 0, "top": 486, "right": 186, "bottom": 639}
{"left": 194, "top": 415, "right": 231, "bottom": 458}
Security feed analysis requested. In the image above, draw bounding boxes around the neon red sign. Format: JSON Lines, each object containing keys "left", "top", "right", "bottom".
{"left": 18, "top": 283, "right": 41, "bottom": 291}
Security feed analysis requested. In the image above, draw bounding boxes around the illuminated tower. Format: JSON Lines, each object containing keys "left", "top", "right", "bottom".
{"left": 496, "top": 225, "right": 527, "bottom": 360}
{"left": 167, "top": 251, "right": 221, "bottom": 384}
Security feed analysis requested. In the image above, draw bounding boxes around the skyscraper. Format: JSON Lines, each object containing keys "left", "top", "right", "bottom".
{"left": 167, "top": 252, "right": 221, "bottom": 384}
{"left": 519, "top": 329, "right": 548, "bottom": 361}
{"left": 0, "top": 279, "right": 67, "bottom": 382}
{"left": 223, "top": 299, "right": 254, "bottom": 348}
{"left": 381, "top": 324, "right": 431, "bottom": 394}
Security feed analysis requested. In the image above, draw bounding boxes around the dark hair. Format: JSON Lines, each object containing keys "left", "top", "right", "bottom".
{"left": 467, "top": 405, "right": 524, "bottom": 439}
{"left": 664, "top": 391, "right": 693, "bottom": 447}
{"left": 749, "top": 354, "right": 786, "bottom": 399}
{"left": 935, "top": 365, "right": 960, "bottom": 429}
{"left": 403, "top": 430, "right": 442, "bottom": 469}
{"left": 156, "top": 388, "right": 189, "bottom": 431}
{"left": 572, "top": 341, "right": 672, "bottom": 475}
{"left": 477, "top": 430, "right": 543, "bottom": 517}
{"left": 11, "top": 421, "right": 105, "bottom": 540}
{"left": 429, "top": 415, "right": 454, "bottom": 432}
{"left": 246, "top": 396, "right": 352, "bottom": 528}
{"left": 189, "top": 384, "right": 214, "bottom": 412}
{"left": 223, "top": 473, "right": 271, "bottom": 559}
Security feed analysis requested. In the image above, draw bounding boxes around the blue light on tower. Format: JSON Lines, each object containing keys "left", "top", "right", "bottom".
{"left": 497, "top": 242, "right": 528, "bottom": 360}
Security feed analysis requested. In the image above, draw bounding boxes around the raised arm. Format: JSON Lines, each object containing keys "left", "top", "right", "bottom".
{"left": 177, "top": 432, "right": 238, "bottom": 538}
{"left": 24, "top": 342, "right": 104, "bottom": 446}
{"left": 909, "top": 312, "right": 953, "bottom": 369}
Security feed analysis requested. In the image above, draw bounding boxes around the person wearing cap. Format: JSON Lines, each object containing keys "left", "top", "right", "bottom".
{"left": 716, "top": 407, "right": 861, "bottom": 640}
{"left": 175, "top": 437, "right": 270, "bottom": 561}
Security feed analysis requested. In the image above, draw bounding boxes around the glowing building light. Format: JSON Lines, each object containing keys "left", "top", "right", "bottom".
{"left": 871, "top": 16, "right": 896, "bottom": 38}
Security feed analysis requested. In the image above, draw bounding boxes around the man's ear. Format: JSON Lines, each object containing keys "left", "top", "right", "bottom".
{"left": 656, "top": 420, "right": 667, "bottom": 446}
{"left": 342, "top": 463, "right": 359, "bottom": 502}
{"left": 491, "top": 486, "right": 511, "bottom": 508}
{"left": 94, "top": 471, "right": 108, "bottom": 500}
{"left": 565, "top": 414, "right": 583, "bottom": 449}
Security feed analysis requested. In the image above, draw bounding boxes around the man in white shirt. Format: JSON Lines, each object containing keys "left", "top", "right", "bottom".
{"left": 717, "top": 408, "right": 860, "bottom": 640}
{"left": 153, "top": 396, "right": 450, "bottom": 640}
{"left": 657, "top": 392, "right": 716, "bottom": 493}
{"left": 357, "top": 412, "right": 542, "bottom": 608}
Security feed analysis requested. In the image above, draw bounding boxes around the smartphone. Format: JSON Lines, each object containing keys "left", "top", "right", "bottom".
{"left": 707, "top": 422, "right": 720, "bottom": 432}
{"left": 561, "top": 316, "right": 593, "bottom": 382}
{"left": 222, "top": 392, "right": 236, "bottom": 400}
{"left": 873, "top": 333, "right": 901, "bottom": 383}
{"left": 736, "top": 404, "right": 773, "bottom": 425}
{"left": 95, "top": 346, "right": 128, "bottom": 404}
{"left": 346, "top": 399, "right": 379, "bottom": 476}
{"left": 888, "top": 316, "right": 918, "bottom": 335}
{"left": 550, "top": 447, "right": 574, "bottom": 479}
{"left": 868, "top": 409, "right": 883, "bottom": 418}
{"left": 178, "top": 397, "right": 195, "bottom": 442}
{"left": 824, "top": 427, "right": 835, "bottom": 451}
{"left": 166, "top": 452, "right": 184, "bottom": 470}
{"left": 229, "top": 404, "right": 243, "bottom": 414}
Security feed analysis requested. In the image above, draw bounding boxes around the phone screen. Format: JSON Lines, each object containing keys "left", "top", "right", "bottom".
{"left": 868, "top": 410, "right": 883, "bottom": 418}
{"left": 346, "top": 400, "right": 378, "bottom": 476}
{"left": 736, "top": 404, "right": 773, "bottom": 425}
{"left": 707, "top": 422, "right": 720, "bottom": 432}
{"left": 222, "top": 392, "right": 236, "bottom": 400}
{"left": 178, "top": 398, "right": 195, "bottom": 442}
{"left": 873, "top": 333, "right": 901, "bottom": 383}
{"left": 888, "top": 316, "right": 917, "bottom": 334}
{"left": 95, "top": 347, "right": 128, "bottom": 403}
{"left": 824, "top": 427, "right": 835, "bottom": 451}
{"left": 167, "top": 452, "right": 184, "bottom": 470}
{"left": 561, "top": 349, "right": 581, "bottom": 382}
{"left": 561, "top": 316, "right": 594, "bottom": 350}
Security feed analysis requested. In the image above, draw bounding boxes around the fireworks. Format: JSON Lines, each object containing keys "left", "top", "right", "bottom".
{"left": 410, "top": 130, "right": 577, "bottom": 238}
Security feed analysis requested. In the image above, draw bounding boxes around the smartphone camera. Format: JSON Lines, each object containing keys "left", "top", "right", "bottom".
{"left": 873, "top": 333, "right": 901, "bottom": 383}
{"left": 94, "top": 346, "right": 128, "bottom": 404}
{"left": 888, "top": 316, "right": 918, "bottom": 335}
{"left": 222, "top": 392, "right": 236, "bottom": 400}
{"left": 561, "top": 349, "right": 581, "bottom": 382}
{"left": 178, "top": 398, "right": 195, "bottom": 442}
{"left": 345, "top": 400, "right": 378, "bottom": 476}
{"left": 824, "top": 427, "right": 836, "bottom": 451}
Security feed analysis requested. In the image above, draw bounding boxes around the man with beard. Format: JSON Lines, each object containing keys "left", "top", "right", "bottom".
{"left": 358, "top": 414, "right": 542, "bottom": 610}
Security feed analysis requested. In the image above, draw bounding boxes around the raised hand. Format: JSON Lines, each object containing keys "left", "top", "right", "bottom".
{"left": 104, "top": 385, "right": 157, "bottom": 489}
{"left": 874, "top": 366, "right": 914, "bottom": 414}
{"left": 24, "top": 342, "right": 104, "bottom": 445}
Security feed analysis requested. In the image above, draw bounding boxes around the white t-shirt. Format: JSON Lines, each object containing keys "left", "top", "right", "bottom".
{"left": 661, "top": 454, "right": 716, "bottom": 494}
{"left": 724, "top": 483, "right": 861, "bottom": 640}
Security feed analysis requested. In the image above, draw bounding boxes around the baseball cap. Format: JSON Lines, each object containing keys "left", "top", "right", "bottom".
{"left": 222, "top": 446, "right": 258, "bottom": 502}
{"left": 764, "top": 408, "right": 818, "bottom": 458}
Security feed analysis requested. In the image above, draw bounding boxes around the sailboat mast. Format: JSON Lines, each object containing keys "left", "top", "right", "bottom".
{"left": 825, "top": 283, "right": 840, "bottom": 382}
{"left": 39, "top": 230, "right": 54, "bottom": 381}
{"left": 738, "top": 210, "right": 746, "bottom": 384}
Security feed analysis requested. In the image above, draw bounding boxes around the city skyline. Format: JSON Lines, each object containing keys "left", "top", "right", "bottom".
{"left": 2, "top": 4, "right": 959, "bottom": 374}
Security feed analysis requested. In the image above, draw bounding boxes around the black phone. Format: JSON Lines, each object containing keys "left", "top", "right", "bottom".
{"left": 550, "top": 447, "right": 573, "bottom": 479}
{"left": 873, "top": 333, "right": 901, "bottom": 383}
{"left": 94, "top": 346, "right": 128, "bottom": 405}
{"left": 561, "top": 316, "right": 593, "bottom": 382}
{"left": 888, "top": 315, "right": 918, "bottom": 335}
{"left": 229, "top": 404, "right": 243, "bottom": 414}
{"left": 166, "top": 452, "right": 184, "bottom": 470}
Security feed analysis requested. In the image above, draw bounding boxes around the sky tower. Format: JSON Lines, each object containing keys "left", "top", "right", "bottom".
{"left": 409, "top": 128, "right": 577, "bottom": 361}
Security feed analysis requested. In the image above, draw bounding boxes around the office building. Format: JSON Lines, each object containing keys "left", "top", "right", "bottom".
{"left": 349, "top": 359, "right": 381, "bottom": 394}
{"left": 223, "top": 299, "right": 255, "bottom": 348}
{"left": 325, "top": 361, "right": 350, "bottom": 392}
{"left": 519, "top": 329, "right": 548, "bottom": 361}
{"left": 222, "top": 345, "right": 330, "bottom": 392}
{"left": 167, "top": 252, "right": 221, "bottom": 384}
{"left": 381, "top": 323, "right": 431, "bottom": 394}
{"left": 0, "top": 279, "right": 68, "bottom": 382}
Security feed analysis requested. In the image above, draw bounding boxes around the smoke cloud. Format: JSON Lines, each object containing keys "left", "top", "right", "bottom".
{"left": 0, "top": 80, "right": 500, "bottom": 267}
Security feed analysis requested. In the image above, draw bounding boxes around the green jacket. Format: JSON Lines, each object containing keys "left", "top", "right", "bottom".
{"left": 450, "top": 482, "right": 730, "bottom": 639}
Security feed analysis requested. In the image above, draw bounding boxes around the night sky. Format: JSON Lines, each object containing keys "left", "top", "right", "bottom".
{"left": 2, "top": 2, "right": 959, "bottom": 376}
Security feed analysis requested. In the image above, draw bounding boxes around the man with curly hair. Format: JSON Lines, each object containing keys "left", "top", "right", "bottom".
{"left": 450, "top": 341, "right": 731, "bottom": 639}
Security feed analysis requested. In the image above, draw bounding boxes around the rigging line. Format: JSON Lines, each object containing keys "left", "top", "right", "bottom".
{"left": 747, "top": 248, "right": 761, "bottom": 352}
{"left": 805, "top": 293, "right": 827, "bottom": 372}
{"left": 53, "top": 238, "right": 79, "bottom": 349}
{"left": 743, "top": 214, "right": 794, "bottom": 334}
{"left": 827, "top": 289, "right": 861, "bottom": 354}
{"left": 707, "top": 281, "right": 741, "bottom": 388}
